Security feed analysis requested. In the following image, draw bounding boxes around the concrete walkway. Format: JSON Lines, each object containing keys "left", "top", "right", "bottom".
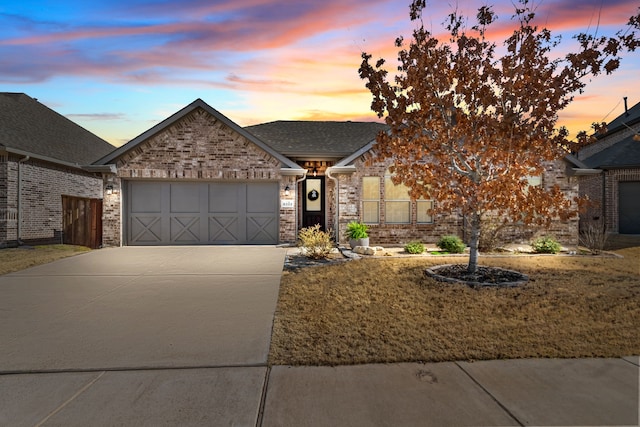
{"left": 0, "top": 247, "right": 638, "bottom": 426}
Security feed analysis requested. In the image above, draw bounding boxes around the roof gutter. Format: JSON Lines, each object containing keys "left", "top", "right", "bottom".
{"left": 280, "top": 167, "right": 307, "bottom": 176}
{"left": 2, "top": 147, "right": 95, "bottom": 171}
{"left": 83, "top": 164, "right": 117, "bottom": 174}
{"left": 326, "top": 165, "right": 357, "bottom": 174}
{"left": 571, "top": 168, "right": 603, "bottom": 175}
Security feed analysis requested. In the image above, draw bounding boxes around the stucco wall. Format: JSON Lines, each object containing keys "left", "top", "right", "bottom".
{"left": 102, "top": 107, "right": 296, "bottom": 246}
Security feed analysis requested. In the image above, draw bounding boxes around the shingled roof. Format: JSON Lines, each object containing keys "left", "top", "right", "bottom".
{"left": 245, "top": 120, "right": 388, "bottom": 159}
{"left": 582, "top": 99, "right": 640, "bottom": 169}
{"left": 0, "top": 93, "right": 115, "bottom": 165}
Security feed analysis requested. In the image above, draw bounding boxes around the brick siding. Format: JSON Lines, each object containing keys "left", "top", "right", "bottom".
{"left": 337, "top": 155, "right": 578, "bottom": 247}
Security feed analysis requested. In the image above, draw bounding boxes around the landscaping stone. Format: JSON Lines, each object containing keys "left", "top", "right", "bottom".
{"left": 353, "top": 246, "right": 385, "bottom": 255}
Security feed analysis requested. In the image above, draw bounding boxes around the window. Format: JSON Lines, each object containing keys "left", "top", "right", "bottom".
{"left": 417, "top": 199, "right": 434, "bottom": 223}
{"left": 524, "top": 175, "right": 542, "bottom": 194}
{"left": 362, "top": 177, "right": 380, "bottom": 223}
{"left": 385, "top": 174, "right": 410, "bottom": 224}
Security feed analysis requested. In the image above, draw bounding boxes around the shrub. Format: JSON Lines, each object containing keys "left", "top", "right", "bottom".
{"left": 478, "top": 217, "right": 509, "bottom": 252}
{"left": 531, "top": 235, "right": 561, "bottom": 254}
{"left": 345, "top": 221, "right": 369, "bottom": 239}
{"left": 404, "top": 241, "right": 425, "bottom": 254}
{"left": 437, "top": 235, "right": 465, "bottom": 253}
{"left": 580, "top": 222, "right": 608, "bottom": 255}
{"left": 298, "top": 225, "right": 334, "bottom": 259}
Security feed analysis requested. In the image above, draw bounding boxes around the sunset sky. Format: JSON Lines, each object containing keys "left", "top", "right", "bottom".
{"left": 1, "top": 0, "right": 639, "bottom": 147}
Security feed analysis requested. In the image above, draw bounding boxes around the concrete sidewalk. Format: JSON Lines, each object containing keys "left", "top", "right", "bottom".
{"left": 263, "top": 357, "right": 639, "bottom": 427}
{"left": 1, "top": 357, "right": 637, "bottom": 426}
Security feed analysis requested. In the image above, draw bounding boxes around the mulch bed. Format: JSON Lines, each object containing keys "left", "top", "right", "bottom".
{"left": 425, "top": 264, "right": 529, "bottom": 287}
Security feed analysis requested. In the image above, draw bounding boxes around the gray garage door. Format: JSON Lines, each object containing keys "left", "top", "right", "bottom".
{"left": 127, "top": 181, "right": 279, "bottom": 245}
{"left": 619, "top": 181, "right": 640, "bottom": 234}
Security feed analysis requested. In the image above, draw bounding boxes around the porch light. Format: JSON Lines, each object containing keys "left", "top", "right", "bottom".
{"left": 105, "top": 184, "right": 113, "bottom": 195}
{"left": 313, "top": 168, "right": 318, "bottom": 177}
{"left": 284, "top": 185, "right": 291, "bottom": 196}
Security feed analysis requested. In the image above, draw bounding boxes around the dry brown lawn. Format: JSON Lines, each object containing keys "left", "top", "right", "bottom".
{"left": 270, "top": 241, "right": 640, "bottom": 366}
{"left": 0, "top": 245, "right": 91, "bottom": 275}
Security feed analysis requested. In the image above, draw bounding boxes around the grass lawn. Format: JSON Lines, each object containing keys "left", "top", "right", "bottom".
{"left": 0, "top": 245, "right": 91, "bottom": 275}
{"left": 269, "top": 241, "right": 640, "bottom": 366}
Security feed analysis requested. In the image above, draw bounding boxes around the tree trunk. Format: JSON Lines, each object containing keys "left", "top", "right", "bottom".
{"left": 467, "top": 213, "right": 481, "bottom": 273}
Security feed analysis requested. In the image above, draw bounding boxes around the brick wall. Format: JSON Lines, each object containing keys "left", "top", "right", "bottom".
{"left": 0, "top": 154, "right": 102, "bottom": 246}
{"left": 339, "top": 155, "right": 463, "bottom": 246}
{"left": 103, "top": 107, "right": 295, "bottom": 246}
{"left": 602, "top": 168, "right": 640, "bottom": 233}
{"left": 578, "top": 173, "right": 604, "bottom": 231}
{"left": 338, "top": 155, "right": 579, "bottom": 247}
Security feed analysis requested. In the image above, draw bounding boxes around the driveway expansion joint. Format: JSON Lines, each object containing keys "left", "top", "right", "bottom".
{"left": 0, "top": 363, "right": 269, "bottom": 376}
{"left": 33, "top": 371, "right": 106, "bottom": 427}
{"left": 454, "top": 361, "right": 525, "bottom": 427}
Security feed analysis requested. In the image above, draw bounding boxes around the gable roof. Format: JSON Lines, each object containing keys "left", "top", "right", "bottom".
{"left": 244, "top": 121, "right": 388, "bottom": 159}
{"left": 94, "top": 99, "right": 301, "bottom": 171}
{"left": 581, "top": 99, "right": 640, "bottom": 169}
{"left": 582, "top": 134, "right": 640, "bottom": 169}
{"left": 0, "top": 92, "right": 115, "bottom": 165}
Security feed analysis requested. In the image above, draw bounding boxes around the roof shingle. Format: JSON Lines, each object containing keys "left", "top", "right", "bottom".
{"left": 0, "top": 92, "right": 115, "bottom": 165}
{"left": 245, "top": 120, "right": 388, "bottom": 158}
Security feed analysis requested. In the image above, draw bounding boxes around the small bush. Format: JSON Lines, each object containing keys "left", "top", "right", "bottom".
{"left": 531, "top": 235, "right": 561, "bottom": 254}
{"left": 437, "top": 235, "right": 465, "bottom": 253}
{"left": 404, "top": 241, "right": 425, "bottom": 254}
{"left": 345, "top": 221, "right": 369, "bottom": 239}
{"left": 298, "top": 225, "right": 334, "bottom": 259}
{"left": 580, "top": 222, "right": 608, "bottom": 255}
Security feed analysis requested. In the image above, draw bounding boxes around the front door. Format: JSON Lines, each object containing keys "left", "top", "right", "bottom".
{"left": 302, "top": 177, "right": 325, "bottom": 229}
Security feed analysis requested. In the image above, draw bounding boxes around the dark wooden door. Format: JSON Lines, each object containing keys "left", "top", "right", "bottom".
{"left": 302, "top": 177, "right": 325, "bottom": 229}
{"left": 62, "top": 196, "right": 102, "bottom": 248}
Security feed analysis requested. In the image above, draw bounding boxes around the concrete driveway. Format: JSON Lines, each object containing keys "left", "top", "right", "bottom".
{"left": 0, "top": 246, "right": 285, "bottom": 425}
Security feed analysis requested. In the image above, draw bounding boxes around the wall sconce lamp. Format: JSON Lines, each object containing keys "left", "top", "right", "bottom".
{"left": 105, "top": 184, "right": 114, "bottom": 195}
{"left": 284, "top": 185, "right": 291, "bottom": 197}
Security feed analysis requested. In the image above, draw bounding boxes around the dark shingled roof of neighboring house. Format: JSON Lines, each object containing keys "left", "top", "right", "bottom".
{"left": 582, "top": 99, "right": 640, "bottom": 169}
{"left": 582, "top": 135, "right": 640, "bottom": 168}
{"left": 245, "top": 120, "right": 388, "bottom": 159}
{"left": 0, "top": 92, "right": 115, "bottom": 165}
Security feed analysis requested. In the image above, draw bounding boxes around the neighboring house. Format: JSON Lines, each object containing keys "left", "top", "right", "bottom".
{"left": 577, "top": 98, "right": 640, "bottom": 234}
{"left": 0, "top": 93, "right": 115, "bottom": 248}
{"left": 94, "top": 98, "right": 579, "bottom": 247}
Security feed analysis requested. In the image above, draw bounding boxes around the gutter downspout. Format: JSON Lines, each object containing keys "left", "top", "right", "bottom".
{"left": 295, "top": 172, "right": 308, "bottom": 240}
{"left": 602, "top": 170, "right": 607, "bottom": 231}
{"left": 17, "top": 155, "right": 30, "bottom": 245}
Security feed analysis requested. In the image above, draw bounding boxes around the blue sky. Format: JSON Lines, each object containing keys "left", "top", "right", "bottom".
{"left": 1, "top": 0, "right": 639, "bottom": 147}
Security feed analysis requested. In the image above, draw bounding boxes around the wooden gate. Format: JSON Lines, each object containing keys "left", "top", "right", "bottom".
{"left": 62, "top": 196, "right": 103, "bottom": 248}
